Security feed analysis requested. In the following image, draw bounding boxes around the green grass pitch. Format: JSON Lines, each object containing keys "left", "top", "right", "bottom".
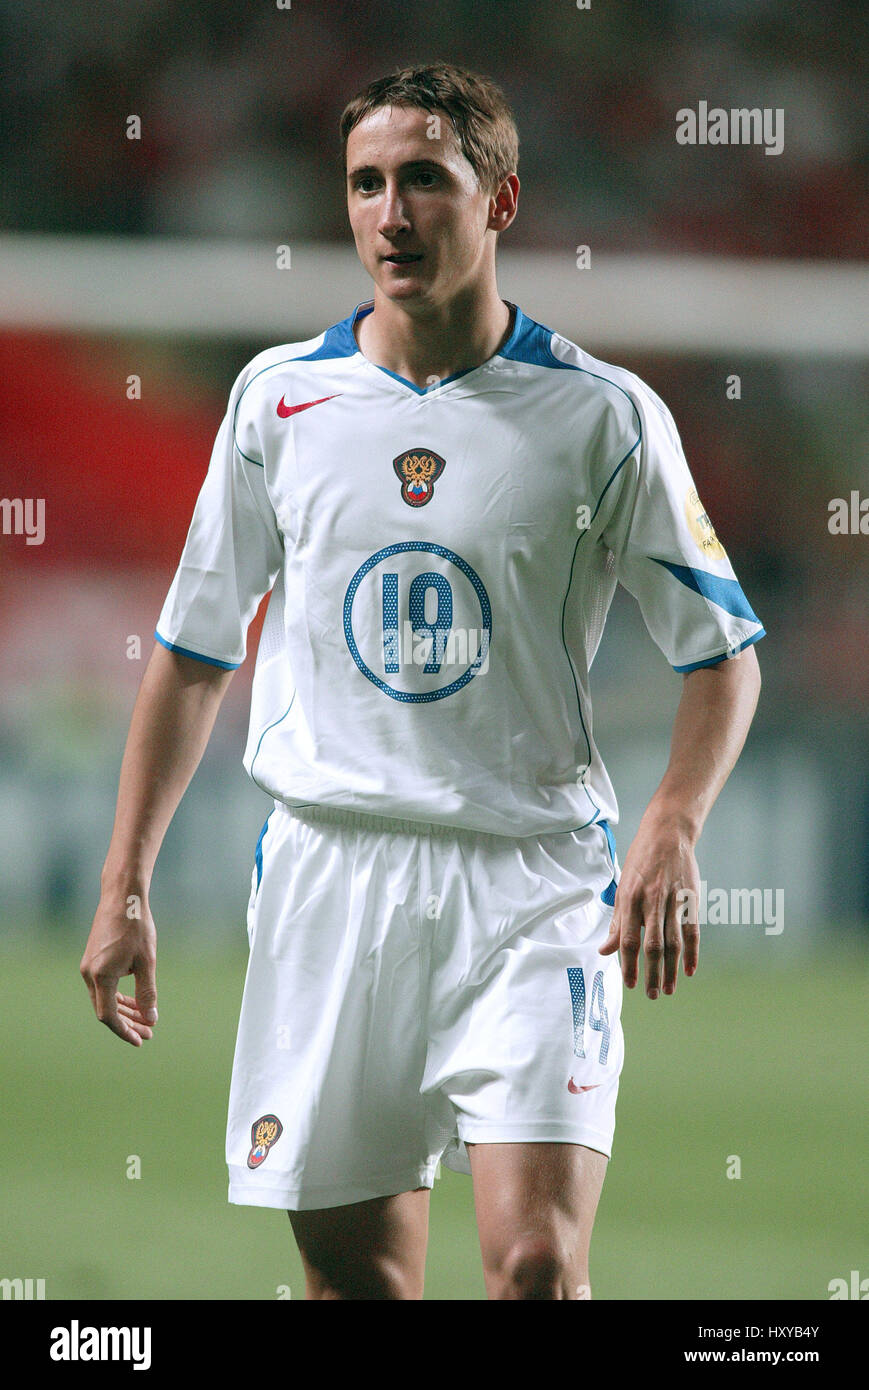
{"left": 1, "top": 936, "right": 866, "bottom": 1300}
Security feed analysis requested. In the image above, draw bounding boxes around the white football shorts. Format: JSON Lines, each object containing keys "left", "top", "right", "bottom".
{"left": 226, "top": 802, "right": 625, "bottom": 1211}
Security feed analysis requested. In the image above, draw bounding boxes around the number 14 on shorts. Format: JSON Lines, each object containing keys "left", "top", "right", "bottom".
{"left": 566, "top": 966, "right": 611, "bottom": 1064}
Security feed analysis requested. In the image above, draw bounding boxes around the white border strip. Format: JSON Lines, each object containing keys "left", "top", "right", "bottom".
{"left": 1, "top": 235, "right": 866, "bottom": 355}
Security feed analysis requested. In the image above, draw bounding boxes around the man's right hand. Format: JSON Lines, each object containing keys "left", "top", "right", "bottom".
{"left": 79, "top": 642, "right": 234, "bottom": 1047}
{"left": 80, "top": 895, "right": 158, "bottom": 1047}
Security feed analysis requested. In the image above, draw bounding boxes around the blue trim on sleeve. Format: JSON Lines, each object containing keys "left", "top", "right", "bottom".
{"left": 154, "top": 630, "right": 241, "bottom": 670}
{"left": 650, "top": 559, "right": 761, "bottom": 624}
{"left": 674, "top": 629, "right": 766, "bottom": 673}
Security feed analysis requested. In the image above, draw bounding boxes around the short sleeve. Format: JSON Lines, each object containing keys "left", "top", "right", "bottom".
{"left": 596, "top": 386, "right": 764, "bottom": 672}
{"left": 154, "top": 366, "right": 284, "bottom": 669}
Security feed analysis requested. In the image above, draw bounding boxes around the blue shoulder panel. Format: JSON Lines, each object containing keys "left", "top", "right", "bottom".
{"left": 293, "top": 311, "right": 362, "bottom": 361}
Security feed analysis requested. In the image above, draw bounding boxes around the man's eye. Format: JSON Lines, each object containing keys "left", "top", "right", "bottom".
{"left": 353, "top": 171, "right": 438, "bottom": 194}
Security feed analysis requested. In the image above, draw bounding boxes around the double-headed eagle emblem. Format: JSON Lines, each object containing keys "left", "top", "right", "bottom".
{"left": 247, "top": 1113, "right": 283, "bottom": 1169}
{"left": 393, "top": 449, "right": 446, "bottom": 507}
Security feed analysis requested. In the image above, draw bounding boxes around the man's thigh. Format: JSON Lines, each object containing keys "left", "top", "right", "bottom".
{"left": 425, "top": 822, "right": 624, "bottom": 1165}
{"left": 288, "top": 1187, "right": 431, "bottom": 1300}
{"left": 467, "top": 1141, "right": 608, "bottom": 1300}
{"left": 228, "top": 807, "right": 444, "bottom": 1212}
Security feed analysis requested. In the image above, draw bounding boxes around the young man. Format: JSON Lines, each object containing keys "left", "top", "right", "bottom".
{"left": 81, "top": 63, "right": 764, "bottom": 1300}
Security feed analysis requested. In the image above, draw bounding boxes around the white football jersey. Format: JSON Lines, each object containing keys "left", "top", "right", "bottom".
{"left": 155, "top": 299, "right": 764, "bottom": 837}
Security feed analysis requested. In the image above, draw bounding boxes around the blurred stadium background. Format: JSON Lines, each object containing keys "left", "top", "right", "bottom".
{"left": 1, "top": 0, "right": 867, "bottom": 1301}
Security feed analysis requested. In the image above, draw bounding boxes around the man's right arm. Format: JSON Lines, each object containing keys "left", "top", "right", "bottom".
{"left": 80, "top": 642, "right": 235, "bottom": 1045}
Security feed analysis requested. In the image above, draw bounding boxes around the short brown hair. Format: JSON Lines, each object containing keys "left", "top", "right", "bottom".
{"left": 340, "top": 62, "right": 519, "bottom": 195}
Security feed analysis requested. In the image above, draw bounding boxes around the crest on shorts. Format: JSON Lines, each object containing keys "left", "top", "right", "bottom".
{"left": 393, "top": 448, "right": 446, "bottom": 507}
{"left": 247, "top": 1114, "right": 283, "bottom": 1169}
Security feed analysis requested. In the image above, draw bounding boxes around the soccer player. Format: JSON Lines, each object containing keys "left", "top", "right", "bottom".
{"left": 81, "top": 63, "right": 764, "bottom": 1300}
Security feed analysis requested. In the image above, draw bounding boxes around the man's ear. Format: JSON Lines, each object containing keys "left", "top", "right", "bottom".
{"left": 488, "top": 173, "right": 520, "bottom": 234}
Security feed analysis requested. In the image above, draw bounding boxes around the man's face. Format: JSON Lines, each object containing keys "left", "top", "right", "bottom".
{"left": 345, "top": 103, "right": 500, "bottom": 308}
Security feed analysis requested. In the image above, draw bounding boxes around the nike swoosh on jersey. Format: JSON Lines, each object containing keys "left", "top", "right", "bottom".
{"left": 276, "top": 393, "right": 341, "bottom": 418}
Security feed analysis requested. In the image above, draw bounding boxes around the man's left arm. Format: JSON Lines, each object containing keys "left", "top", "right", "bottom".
{"left": 599, "top": 644, "right": 762, "bottom": 997}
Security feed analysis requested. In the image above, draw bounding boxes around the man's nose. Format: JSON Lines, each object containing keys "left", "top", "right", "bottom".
{"left": 378, "top": 183, "right": 411, "bottom": 237}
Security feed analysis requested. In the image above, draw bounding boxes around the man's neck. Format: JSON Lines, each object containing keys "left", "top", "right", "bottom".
{"left": 354, "top": 289, "right": 514, "bottom": 390}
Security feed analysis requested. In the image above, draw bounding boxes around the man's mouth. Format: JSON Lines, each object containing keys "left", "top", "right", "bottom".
{"left": 382, "top": 252, "right": 424, "bottom": 265}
